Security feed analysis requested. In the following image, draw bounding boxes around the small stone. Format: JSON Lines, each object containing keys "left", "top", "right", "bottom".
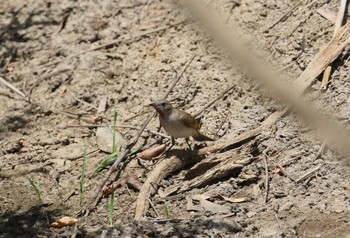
{"left": 280, "top": 202, "right": 294, "bottom": 212}
{"left": 246, "top": 211, "right": 257, "bottom": 218}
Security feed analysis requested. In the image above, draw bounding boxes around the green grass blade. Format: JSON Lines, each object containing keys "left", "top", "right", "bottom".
{"left": 108, "top": 188, "right": 115, "bottom": 227}
{"left": 79, "top": 145, "right": 87, "bottom": 206}
{"left": 112, "top": 111, "right": 118, "bottom": 153}
{"left": 164, "top": 204, "right": 169, "bottom": 218}
{"left": 90, "top": 150, "right": 121, "bottom": 178}
{"left": 26, "top": 177, "right": 42, "bottom": 202}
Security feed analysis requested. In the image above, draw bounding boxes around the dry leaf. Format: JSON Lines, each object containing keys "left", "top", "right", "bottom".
{"left": 50, "top": 216, "right": 79, "bottom": 229}
{"left": 213, "top": 195, "right": 250, "bottom": 203}
{"left": 137, "top": 144, "right": 166, "bottom": 160}
{"left": 102, "top": 181, "right": 122, "bottom": 198}
{"left": 96, "top": 127, "right": 126, "bottom": 153}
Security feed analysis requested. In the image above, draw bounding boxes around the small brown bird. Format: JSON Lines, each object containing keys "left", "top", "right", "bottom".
{"left": 150, "top": 99, "right": 214, "bottom": 150}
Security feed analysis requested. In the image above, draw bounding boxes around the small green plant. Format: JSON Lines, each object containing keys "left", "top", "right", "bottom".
{"left": 108, "top": 188, "right": 115, "bottom": 227}
{"left": 112, "top": 111, "right": 118, "bottom": 153}
{"left": 91, "top": 109, "right": 141, "bottom": 177}
{"left": 90, "top": 150, "right": 121, "bottom": 177}
{"left": 79, "top": 145, "right": 87, "bottom": 207}
{"left": 26, "top": 177, "right": 42, "bottom": 202}
{"left": 164, "top": 204, "right": 169, "bottom": 218}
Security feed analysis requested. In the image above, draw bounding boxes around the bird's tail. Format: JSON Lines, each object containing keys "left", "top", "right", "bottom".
{"left": 193, "top": 132, "right": 214, "bottom": 141}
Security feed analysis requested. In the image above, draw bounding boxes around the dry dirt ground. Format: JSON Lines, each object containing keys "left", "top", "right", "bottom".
{"left": 1, "top": 0, "right": 350, "bottom": 237}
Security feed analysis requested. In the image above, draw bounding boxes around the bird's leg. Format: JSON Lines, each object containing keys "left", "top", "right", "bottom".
{"left": 167, "top": 137, "right": 175, "bottom": 151}
{"left": 185, "top": 138, "right": 192, "bottom": 152}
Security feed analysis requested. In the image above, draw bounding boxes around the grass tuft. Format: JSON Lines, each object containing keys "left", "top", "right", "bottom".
{"left": 26, "top": 177, "right": 42, "bottom": 202}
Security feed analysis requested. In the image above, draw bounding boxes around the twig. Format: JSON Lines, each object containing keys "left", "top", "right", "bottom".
{"left": 295, "top": 165, "right": 322, "bottom": 183}
{"left": 193, "top": 84, "right": 235, "bottom": 118}
{"left": 199, "top": 109, "right": 288, "bottom": 155}
{"left": 314, "top": 141, "right": 326, "bottom": 161}
{"left": 295, "top": 21, "right": 350, "bottom": 95}
{"left": 148, "top": 198, "right": 160, "bottom": 217}
{"left": 0, "top": 76, "right": 27, "bottom": 99}
{"left": 76, "top": 99, "right": 99, "bottom": 110}
{"left": 215, "top": 110, "right": 231, "bottom": 136}
{"left": 83, "top": 55, "right": 196, "bottom": 215}
{"left": 118, "top": 126, "right": 171, "bottom": 139}
{"left": 123, "top": 110, "right": 153, "bottom": 122}
{"left": 321, "top": 0, "right": 348, "bottom": 89}
{"left": 125, "top": 184, "right": 132, "bottom": 197}
{"left": 262, "top": 154, "right": 269, "bottom": 204}
{"left": 27, "top": 68, "right": 72, "bottom": 102}
{"left": 264, "top": 0, "right": 304, "bottom": 32}
{"left": 62, "top": 125, "right": 170, "bottom": 139}
{"left": 161, "top": 55, "right": 196, "bottom": 98}
{"left": 68, "top": 149, "right": 99, "bottom": 161}
{"left": 277, "top": 164, "right": 296, "bottom": 183}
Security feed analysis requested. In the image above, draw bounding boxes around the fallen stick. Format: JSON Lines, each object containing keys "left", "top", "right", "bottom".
{"left": 295, "top": 21, "right": 350, "bottom": 95}
{"left": 264, "top": 0, "right": 304, "bottom": 32}
{"left": 161, "top": 154, "right": 254, "bottom": 198}
{"left": 193, "top": 84, "right": 235, "bottom": 118}
{"left": 320, "top": 0, "right": 348, "bottom": 89}
{"left": 198, "top": 109, "right": 288, "bottom": 155}
{"left": 276, "top": 164, "right": 296, "bottom": 183}
{"left": 295, "top": 165, "right": 322, "bottom": 183}
{"left": 134, "top": 155, "right": 193, "bottom": 221}
{"left": 0, "top": 76, "right": 26, "bottom": 98}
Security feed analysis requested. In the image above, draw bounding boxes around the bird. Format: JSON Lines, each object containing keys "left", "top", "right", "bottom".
{"left": 149, "top": 99, "right": 214, "bottom": 151}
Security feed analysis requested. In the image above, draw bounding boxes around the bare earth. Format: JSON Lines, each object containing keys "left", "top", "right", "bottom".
{"left": 1, "top": 0, "right": 350, "bottom": 237}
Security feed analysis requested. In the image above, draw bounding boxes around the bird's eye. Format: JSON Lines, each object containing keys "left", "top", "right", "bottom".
{"left": 161, "top": 103, "right": 166, "bottom": 107}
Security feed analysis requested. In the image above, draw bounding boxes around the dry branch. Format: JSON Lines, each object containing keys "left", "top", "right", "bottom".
{"left": 295, "top": 21, "right": 350, "bottom": 94}
{"left": 320, "top": 0, "right": 348, "bottom": 89}
{"left": 193, "top": 84, "right": 235, "bottom": 118}
{"left": 0, "top": 76, "right": 26, "bottom": 98}
{"left": 198, "top": 109, "right": 288, "bottom": 155}
{"left": 162, "top": 155, "right": 255, "bottom": 198}
{"left": 134, "top": 155, "right": 193, "bottom": 221}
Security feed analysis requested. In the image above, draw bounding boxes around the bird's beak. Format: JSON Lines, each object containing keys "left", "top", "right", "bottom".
{"left": 149, "top": 102, "right": 155, "bottom": 107}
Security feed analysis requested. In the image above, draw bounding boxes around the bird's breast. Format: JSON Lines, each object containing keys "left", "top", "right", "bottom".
{"left": 160, "top": 114, "right": 197, "bottom": 138}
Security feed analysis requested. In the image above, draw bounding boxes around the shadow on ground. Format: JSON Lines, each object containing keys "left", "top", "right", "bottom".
{"left": 0, "top": 204, "right": 59, "bottom": 238}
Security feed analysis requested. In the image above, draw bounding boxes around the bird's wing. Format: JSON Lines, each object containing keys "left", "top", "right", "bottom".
{"left": 176, "top": 109, "right": 201, "bottom": 130}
